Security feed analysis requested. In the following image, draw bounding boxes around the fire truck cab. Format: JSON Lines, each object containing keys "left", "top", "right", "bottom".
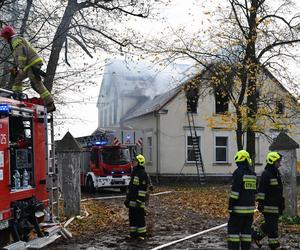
{"left": 81, "top": 142, "right": 132, "bottom": 192}
{"left": 0, "top": 90, "right": 61, "bottom": 249}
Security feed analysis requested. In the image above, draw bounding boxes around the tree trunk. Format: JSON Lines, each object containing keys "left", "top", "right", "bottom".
{"left": 236, "top": 109, "right": 243, "bottom": 150}
{"left": 44, "top": 0, "right": 77, "bottom": 92}
{"left": 19, "top": 0, "right": 33, "bottom": 36}
{"left": 245, "top": 0, "right": 259, "bottom": 166}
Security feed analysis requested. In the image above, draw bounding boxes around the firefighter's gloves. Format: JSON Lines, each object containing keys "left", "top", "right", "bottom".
{"left": 257, "top": 203, "right": 264, "bottom": 213}
{"left": 124, "top": 198, "right": 130, "bottom": 208}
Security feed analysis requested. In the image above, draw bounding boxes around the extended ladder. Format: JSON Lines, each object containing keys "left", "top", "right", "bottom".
{"left": 44, "top": 112, "right": 60, "bottom": 221}
{"left": 187, "top": 105, "right": 206, "bottom": 184}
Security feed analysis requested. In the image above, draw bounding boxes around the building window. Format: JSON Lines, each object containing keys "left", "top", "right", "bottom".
{"left": 186, "top": 135, "right": 201, "bottom": 162}
{"left": 109, "top": 106, "right": 113, "bottom": 126}
{"left": 215, "top": 136, "right": 228, "bottom": 163}
{"left": 275, "top": 100, "right": 284, "bottom": 114}
{"left": 186, "top": 86, "right": 199, "bottom": 114}
{"left": 104, "top": 109, "right": 107, "bottom": 127}
{"left": 100, "top": 111, "right": 103, "bottom": 127}
{"left": 113, "top": 101, "right": 117, "bottom": 125}
{"left": 146, "top": 137, "right": 152, "bottom": 162}
{"left": 214, "top": 89, "right": 229, "bottom": 114}
{"left": 255, "top": 136, "right": 260, "bottom": 164}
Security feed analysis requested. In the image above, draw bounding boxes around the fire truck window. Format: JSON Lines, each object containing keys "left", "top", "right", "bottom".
{"left": 9, "top": 116, "right": 25, "bottom": 142}
{"left": 90, "top": 149, "right": 97, "bottom": 164}
{"left": 102, "top": 148, "right": 130, "bottom": 165}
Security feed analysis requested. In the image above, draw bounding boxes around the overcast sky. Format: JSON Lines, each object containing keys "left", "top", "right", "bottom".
{"left": 56, "top": 0, "right": 300, "bottom": 140}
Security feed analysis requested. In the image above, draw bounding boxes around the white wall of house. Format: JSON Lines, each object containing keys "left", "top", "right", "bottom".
{"left": 123, "top": 80, "right": 299, "bottom": 177}
{"left": 122, "top": 114, "right": 158, "bottom": 175}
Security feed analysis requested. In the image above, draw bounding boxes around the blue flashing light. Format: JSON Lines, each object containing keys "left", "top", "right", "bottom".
{"left": 95, "top": 140, "right": 108, "bottom": 146}
{"left": 126, "top": 134, "right": 130, "bottom": 139}
{"left": 121, "top": 171, "right": 125, "bottom": 174}
{"left": 0, "top": 104, "right": 10, "bottom": 114}
{"left": 111, "top": 171, "right": 115, "bottom": 174}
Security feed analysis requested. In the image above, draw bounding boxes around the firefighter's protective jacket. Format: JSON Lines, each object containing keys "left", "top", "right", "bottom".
{"left": 228, "top": 162, "right": 257, "bottom": 215}
{"left": 10, "top": 36, "right": 43, "bottom": 72}
{"left": 256, "top": 164, "right": 284, "bottom": 214}
{"left": 126, "top": 165, "right": 148, "bottom": 209}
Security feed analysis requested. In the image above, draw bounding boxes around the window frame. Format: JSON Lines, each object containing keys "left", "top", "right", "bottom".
{"left": 214, "top": 90, "right": 229, "bottom": 114}
{"left": 214, "top": 135, "right": 229, "bottom": 163}
{"left": 275, "top": 100, "right": 284, "bottom": 114}
{"left": 255, "top": 136, "right": 261, "bottom": 164}
{"left": 185, "top": 129, "right": 202, "bottom": 163}
{"left": 146, "top": 136, "right": 152, "bottom": 162}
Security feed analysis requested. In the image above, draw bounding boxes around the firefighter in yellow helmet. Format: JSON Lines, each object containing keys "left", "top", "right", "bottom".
{"left": 124, "top": 154, "right": 149, "bottom": 241}
{"left": 252, "top": 152, "right": 284, "bottom": 250}
{"left": 0, "top": 25, "right": 55, "bottom": 112}
{"left": 227, "top": 150, "right": 256, "bottom": 250}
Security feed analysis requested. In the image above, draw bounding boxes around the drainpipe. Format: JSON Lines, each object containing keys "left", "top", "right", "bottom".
{"left": 155, "top": 112, "right": 160, "bottom": 183}
{"left": 154, "top": 109, "right": 168, "bottom": 183}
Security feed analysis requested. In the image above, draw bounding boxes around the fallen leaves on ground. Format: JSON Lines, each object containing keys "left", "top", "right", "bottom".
{"left": 58, "top": 185, "right": 300, "bottom": 237}
{"left": 281, "top": 224, "right": 300, "bottom": 234}
{"left": 67, "top": 201, "right": 127, "bottom": 237}
{"left": 160, "top": 185, "right": 230, "bottom": 219}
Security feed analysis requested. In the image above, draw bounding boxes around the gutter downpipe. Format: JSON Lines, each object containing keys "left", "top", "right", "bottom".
{"left": 155, "top": 111, "right": 160, "bottom": 183}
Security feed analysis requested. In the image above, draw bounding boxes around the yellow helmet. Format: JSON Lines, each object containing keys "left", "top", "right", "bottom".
{"left": 266, "top": 152, "right": 282, "bottom": 165}
{"left": 234, "top": 150, "right": 252, "bottom": 165}
{"left": 135, "top": 154, "right": 145, "bottom": 166}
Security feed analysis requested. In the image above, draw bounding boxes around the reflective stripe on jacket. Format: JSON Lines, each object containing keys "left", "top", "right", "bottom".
{"left": 126, "top": 165, "right": 148, "bottom": 208}
{"left": 256, "top": 164, "right": 284, "bottom": 214}
{"left": 228, "top": 163, "right": 257, "bottom": 215}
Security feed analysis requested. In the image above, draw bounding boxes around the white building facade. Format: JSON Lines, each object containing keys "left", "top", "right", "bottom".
{"left": 120, "top": 72, "right": 300, "bottom": 179}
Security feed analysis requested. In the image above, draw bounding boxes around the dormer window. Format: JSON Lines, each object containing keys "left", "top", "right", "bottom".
{"left": 215, "top": 89, "right": 229, "bottom": 114}
{"left": 275, "top": 100, "right": 284, "bottom": 114}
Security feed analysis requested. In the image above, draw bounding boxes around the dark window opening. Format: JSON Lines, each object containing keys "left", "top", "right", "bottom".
{"left": 186, "top": 86, "right": 199, "bottom": 113}
{"left": 215, "top": 90, "right": 229, "bottom": 114}
{"left": 275, "top": 101, "right": 284, "bottom": 114}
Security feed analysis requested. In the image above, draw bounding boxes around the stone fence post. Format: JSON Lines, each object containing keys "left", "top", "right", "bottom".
{"left": 270, "top": 132, "right": 299, "bottom": 216}
{"left": 56, "top": 132, "right": 82, "bottom": 217}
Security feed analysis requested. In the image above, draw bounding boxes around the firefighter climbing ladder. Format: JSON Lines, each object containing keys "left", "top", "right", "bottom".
{"left": 44, "top": 112, "right": 60, "bottom": 221}
{"left": 186, "top": 107, "right": 206, "bottom": 184}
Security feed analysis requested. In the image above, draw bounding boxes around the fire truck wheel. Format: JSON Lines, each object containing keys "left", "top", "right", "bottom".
{"left": 86, "top": 176, "right": 96, "bottom": 193}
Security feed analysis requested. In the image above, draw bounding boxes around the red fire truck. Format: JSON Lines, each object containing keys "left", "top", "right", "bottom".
{"left": 77, "top": 130, "right": 143, "bottom": 192}
{"left": 0, "top": 89, "right": 61, "bottom": 249}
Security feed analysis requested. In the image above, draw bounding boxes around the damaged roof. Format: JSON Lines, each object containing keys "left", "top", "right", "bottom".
{"left": 121, "top": 84, "right": 183, "bottom": 122}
